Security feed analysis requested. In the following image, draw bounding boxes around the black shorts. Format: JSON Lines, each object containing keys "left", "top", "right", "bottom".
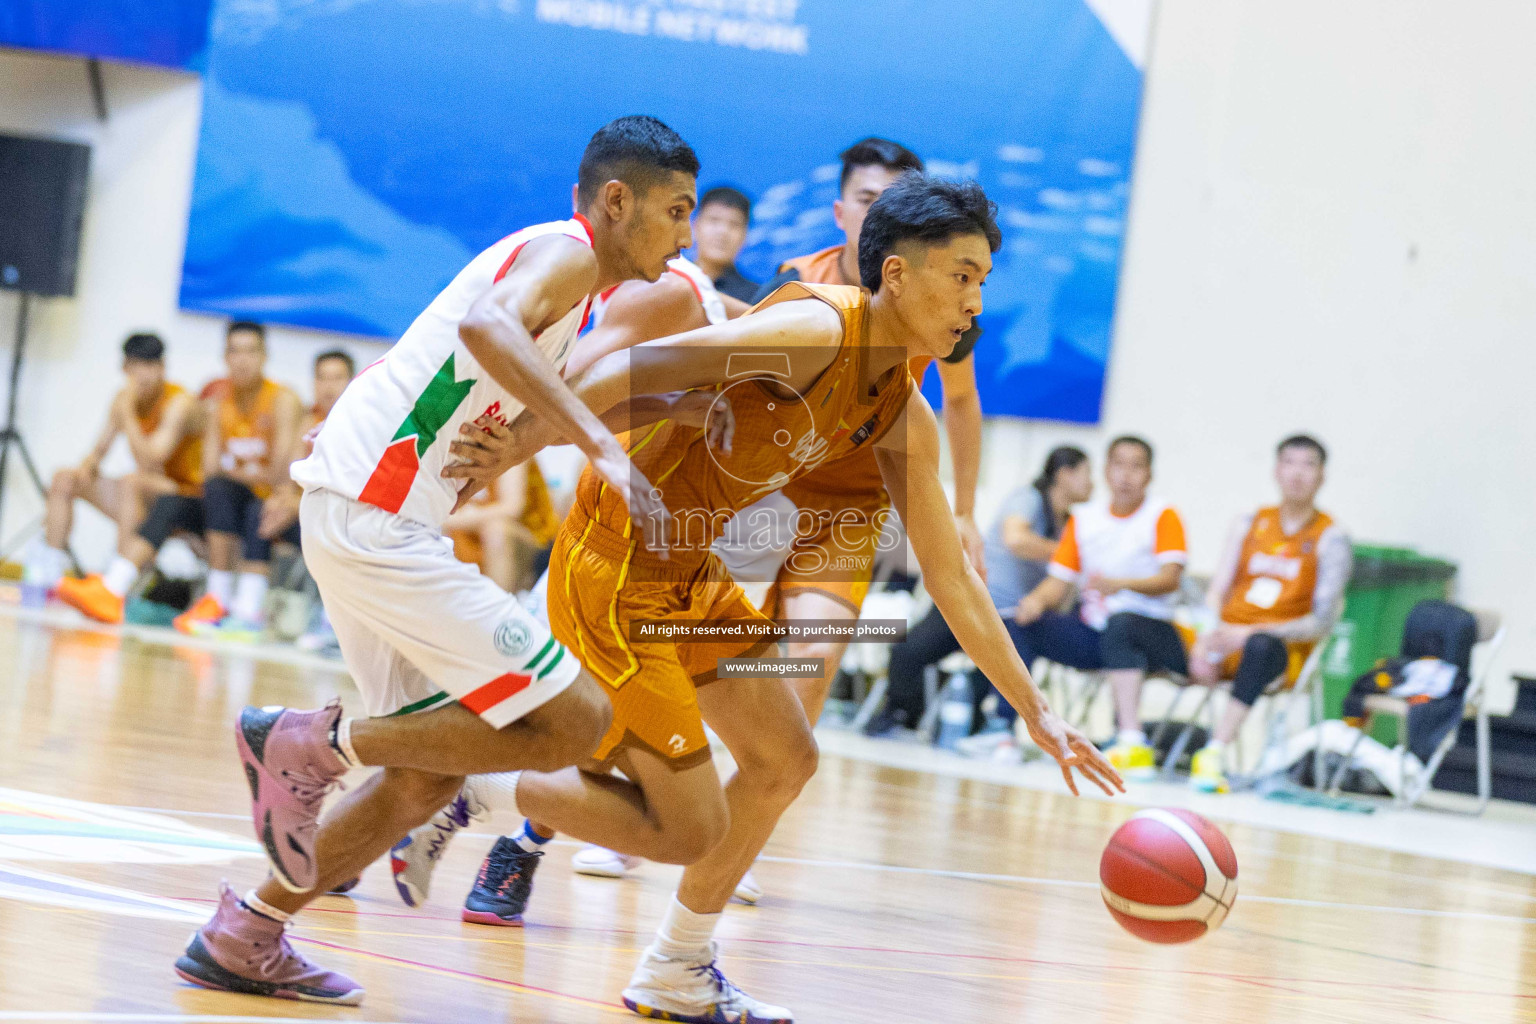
{"left": 203, "top": 476, "right": 300, "bottom": 563}
{"left": 139, "top": 494, "right": 205, "bottom": 549}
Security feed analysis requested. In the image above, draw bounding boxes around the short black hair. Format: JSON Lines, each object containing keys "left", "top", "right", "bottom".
{"left": 1108, "top": 435, "right": 1154, "bottom": 467}
{"left": 699, "top": 185, "right": 751, "bottom": 222}
{"left": 857, "top": 174, "right": 1002, "bottom": 292}
{"left": 227, "top": 320, "right": 266, "bottom": 347}
{"left": 1278, "top": 433, "right": 1327, "bottom": 465}
{"left": 315, "top": 349, "right": 355, "bottom": 377}
{"left": 576, "top": 115, "right": 700, "bottom": 208}
{"left": 122, "top": 332, "right": 164, "bottom": 362}
{"left": 840, "top": 137, "right": 924, "bottom": 191}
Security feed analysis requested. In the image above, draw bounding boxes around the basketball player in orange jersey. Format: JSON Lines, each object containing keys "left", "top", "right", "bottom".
{"left": 751, "top": 137, "right": 987, "bottom": 728}
{"left": 383, "top": 250, "right": 758, "bottom": 911}
{"left": 436, "top": 174, "right": 1122, "bottom": 1022}
{"left": 40, "top": 332, "right": 203, "bottom": 600}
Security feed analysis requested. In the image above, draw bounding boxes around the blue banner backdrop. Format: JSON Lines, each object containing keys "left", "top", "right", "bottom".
{"left": 181, "top": 0, "right": 1148, "bottom": 422}
{"left": 0, "top": 0, "right": 211, "bottom": 69}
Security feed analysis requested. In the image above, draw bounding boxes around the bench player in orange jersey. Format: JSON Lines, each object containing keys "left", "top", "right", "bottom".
{"left": 433, "top": 174, "right": 1122, "bottom": 1023}
{"left": 42, "top": 332, "right": 203, "bottom": 603}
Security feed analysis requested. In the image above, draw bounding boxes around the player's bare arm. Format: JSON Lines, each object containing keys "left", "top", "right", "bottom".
{"left": 936, "top": 353, "right": 986, "bottom": 576}
{"left": 875, "top": 389, "right": 1123, "bottom": 797}
{"left": 199, "top": 396, "right": 224, "bottom": 483}
{"left": 122, "top": 390, "right": 195, "bottom": 472}
{"left": 459, "top": 231, "right": 671, "bottom": 550}
{"left": 1087, "top": 562, "right": 1182, "bottom": 598}
{"left": 563, "top": 271, "right": 707, "bottom": 377}
{"left": 479, "top": 297, "right": 842, "bottom": 466}
{"left": 79, "top": 399, "right": 122, "bottom": 477}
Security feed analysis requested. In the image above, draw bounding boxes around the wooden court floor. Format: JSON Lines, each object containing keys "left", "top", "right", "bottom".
{"left": 2, "top": 615, "right": 1536, "bottom": 1024}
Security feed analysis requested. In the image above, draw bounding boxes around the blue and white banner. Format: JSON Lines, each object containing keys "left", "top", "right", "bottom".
{"left": 181, "top": 0, "right": 1151, "bottom": 422}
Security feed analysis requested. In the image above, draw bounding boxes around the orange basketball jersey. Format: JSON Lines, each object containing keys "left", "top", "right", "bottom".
{"left": 1221, "top": 507, "right": 1336, "bottom": 626}
{"left": 570, "top": 282, "right": 914, "bottom": 571}
{"left": 207, "top": 378, "right": 293, "bottom": 499}
{"left": 138, "top": 382, "right": 203, "bottom": 495}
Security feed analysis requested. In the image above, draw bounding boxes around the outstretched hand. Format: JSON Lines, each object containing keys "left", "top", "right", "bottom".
{"left": 1025, "top": 710, "right": 1125, "bottom": 797}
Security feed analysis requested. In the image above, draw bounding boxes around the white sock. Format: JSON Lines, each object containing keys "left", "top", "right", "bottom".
{"left": 512, "top": 818, "right": 554, "bottom": 852}
{"left": 242, "top": 889, "right": 291, "bottom": 924}
{"left": 205, "top": 569, "right": 235, "bottom": 607}
{"left": 102, "top": 556, "right": 140, "bottom": 598}
{"left": 472, "top": 772, "right": 522, "bottom": 816}
{"left": 29, "top": 546, "right": 68, "bottom": 587}
{"left": 654, "top": 895, "right": 720, "bottom": 959}
{"left": 332, "top": 717, "right": 365, "bottom": 769}
{"left": 1117, "top": 729, "right": 1148, "bottom": 747}
{"left": 232, "top": 571, "right": 269, "bottom": 623}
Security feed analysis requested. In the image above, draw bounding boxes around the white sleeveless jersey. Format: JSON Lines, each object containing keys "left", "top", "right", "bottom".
{"left": 587, "top": 256, "right": 728, "bottom": 329}
{"left": 292, "top": 216, "right": 595, "bottom": 528}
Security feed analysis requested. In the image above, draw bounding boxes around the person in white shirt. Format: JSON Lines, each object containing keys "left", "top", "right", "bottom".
{"left": 1013, "top": 436, "right": 1189, "bottom": 779}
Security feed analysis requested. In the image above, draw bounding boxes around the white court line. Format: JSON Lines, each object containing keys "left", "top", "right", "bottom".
{"left": 108, "top": 799, "right": 1536, "bottom": 927}
{"left": 0, "top": 1016, "right": 410, "bottom": 1024}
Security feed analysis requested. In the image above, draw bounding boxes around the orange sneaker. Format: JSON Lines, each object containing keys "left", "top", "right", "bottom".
{"left": 56, "top": 574, "right": 125, "bottom": 625}
{"left": 174, "top": 593, "right": 228, "bottom": 634}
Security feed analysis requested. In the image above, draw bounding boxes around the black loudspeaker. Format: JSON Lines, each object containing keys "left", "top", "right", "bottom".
{"left": 0, "top": 134, "right": 91, "bottom": 298}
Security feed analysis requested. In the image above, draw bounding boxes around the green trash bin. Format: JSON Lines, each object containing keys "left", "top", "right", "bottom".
{"left": 1319, "top": 545, "right": 1457, "bottom": 743}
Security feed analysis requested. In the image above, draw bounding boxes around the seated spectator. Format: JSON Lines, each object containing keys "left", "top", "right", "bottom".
{"left": 445, "top": 460, "right": 560, "bottom": 593}
{"left": 1186, "top": 435, "right": 1351, "bottom": 793}
{"left": 57, "top": 322, "right": 302, "bottom": 630}
{"left": 866, "top": 446, "right": 1092, "bottom": 737}
{"left": 1012, "top": 436, "right": 1188, "bottom": 780}
{"left": 177, "top": 322, "right": 304, "bottom": 636}
{"left": 29, "top": 333, "right": 203, "bottom": 594}
{"left": 690, "top": 186, "right": 759, "bottom": 304}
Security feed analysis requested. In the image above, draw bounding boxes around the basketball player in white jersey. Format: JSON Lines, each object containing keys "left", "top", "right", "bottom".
{"left": 173, "top": 116, "right": 706, "bottom": 1005}
{"left": 384, "top": 250, "right": 769, "bottom": 914}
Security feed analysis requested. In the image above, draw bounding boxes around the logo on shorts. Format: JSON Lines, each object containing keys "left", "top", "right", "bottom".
{"left": 668, "top": 734, "right": 688, "bottom": 755}
{"left": 494, "top": 620, "right": 534, "bottom": 657}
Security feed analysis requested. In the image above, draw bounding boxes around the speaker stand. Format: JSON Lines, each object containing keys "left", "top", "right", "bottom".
{"left": 0, "top": 292, "right": 55, "bottom": 561}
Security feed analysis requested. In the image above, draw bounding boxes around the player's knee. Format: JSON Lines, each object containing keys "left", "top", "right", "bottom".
{"left": 521, "top": 674, "right": 611, "bottom": 770}
{"left": 738, "top": 722, "right": 818, "bottom": 807}
{"left": 661, "top": 794, "right": 730, "bottom": 864}
{"left": 563, "top": 673, "right": 613, "bottom": 751}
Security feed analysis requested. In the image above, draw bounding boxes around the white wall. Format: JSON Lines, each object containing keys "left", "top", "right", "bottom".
{"left": 974, "top": 0, "right": 1536, "bottom": 706}
{"left": 3, "top": 1, "right": 1534, "bottom": 700}
{"left": 0, "top": 50, "right": 387, "bottom": 570}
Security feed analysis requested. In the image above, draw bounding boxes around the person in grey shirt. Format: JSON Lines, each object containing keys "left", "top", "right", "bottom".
{"left": 867, "top": 446, "right": 1093, "bottom": 736}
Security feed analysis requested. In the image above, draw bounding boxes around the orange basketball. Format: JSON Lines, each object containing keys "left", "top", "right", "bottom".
{"left": 1100, "top": 808, "right": 1238, "bottom": 944}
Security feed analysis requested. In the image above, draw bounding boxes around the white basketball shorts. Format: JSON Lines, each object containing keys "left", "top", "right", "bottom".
{"left": 300, "top": 487, "right": 579, "bottom": 727}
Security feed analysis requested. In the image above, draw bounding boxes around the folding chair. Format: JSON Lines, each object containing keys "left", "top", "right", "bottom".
{"left": 1327, "top": 608, "right": 1504, "bottom": 811}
